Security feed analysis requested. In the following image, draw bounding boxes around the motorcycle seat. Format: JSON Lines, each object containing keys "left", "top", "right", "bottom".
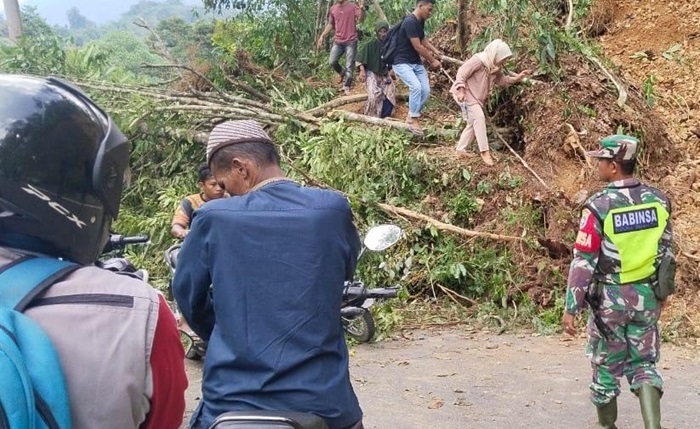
{"left": 208, "top": 410, "right": 329, "bottom": 429}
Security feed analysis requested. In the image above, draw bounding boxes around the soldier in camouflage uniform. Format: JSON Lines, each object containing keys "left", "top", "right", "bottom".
{"left": 562, "top": 135, "right": 674, "bottom": 429}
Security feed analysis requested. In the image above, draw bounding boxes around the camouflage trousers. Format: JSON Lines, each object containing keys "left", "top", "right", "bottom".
{"left": 585, "top": 284, "right": 663, "bottom": 406}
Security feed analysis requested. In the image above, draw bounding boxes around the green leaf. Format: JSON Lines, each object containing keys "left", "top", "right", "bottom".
{"left": 462, "top": 168, "right": 472, "bottom": 182}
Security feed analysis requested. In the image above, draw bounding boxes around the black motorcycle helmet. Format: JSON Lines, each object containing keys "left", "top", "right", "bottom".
{"left": 0, "top": 74, "right": 130, "bottom": 264}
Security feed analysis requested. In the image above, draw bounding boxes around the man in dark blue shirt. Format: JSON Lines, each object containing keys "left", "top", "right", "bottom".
{"left": 173, "top": 120, "right": 364, "bottom": 429}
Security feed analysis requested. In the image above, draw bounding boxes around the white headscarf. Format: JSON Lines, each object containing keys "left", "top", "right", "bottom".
{"left": 475, "top": 39, "right": 513, "bottom": 74}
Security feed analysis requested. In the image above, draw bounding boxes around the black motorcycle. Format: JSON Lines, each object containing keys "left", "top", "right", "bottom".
{"left": 340, "top": 224, "right": 402, "bottom": 343}
{"left": 165, "top": 224, "right": 402, "bottom": 358}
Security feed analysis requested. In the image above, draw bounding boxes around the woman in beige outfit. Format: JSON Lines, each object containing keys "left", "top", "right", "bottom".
{"left": 450, "top": 39, "right": 531, "bottom": 165}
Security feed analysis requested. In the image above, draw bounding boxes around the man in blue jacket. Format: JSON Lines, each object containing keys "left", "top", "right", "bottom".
{"left": 173, "top": 120, "right": 364, "bottom": 429}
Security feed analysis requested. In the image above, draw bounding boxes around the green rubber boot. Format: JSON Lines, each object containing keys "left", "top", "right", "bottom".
{"left": 638, "top": 385, "right": 662, "bottom": 429}
{"left": 596, "top": 398, "right": 618, "bottom": 429}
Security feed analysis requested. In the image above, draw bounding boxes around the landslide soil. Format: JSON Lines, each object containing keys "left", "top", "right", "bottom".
{"left": 338, "top": 4, "right": 700, "bottom": 335}
{"left": 597, "top": 0, "right": 700, "bottom": 334}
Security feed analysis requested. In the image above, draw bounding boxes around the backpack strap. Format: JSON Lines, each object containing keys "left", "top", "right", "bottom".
{"left": 0, "top": 256, "right": 81, "bottom": 312}
{"left": 181, "top": 197, "right": 194, "bottom": 220}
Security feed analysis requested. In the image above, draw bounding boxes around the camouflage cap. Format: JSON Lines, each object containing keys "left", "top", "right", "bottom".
{"left": 585, "top": 134, "right": 639, "bottom": 161}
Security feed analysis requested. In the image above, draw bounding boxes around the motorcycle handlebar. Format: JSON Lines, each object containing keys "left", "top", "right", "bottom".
{"left": 364, "top": 287, "right": 398, "bottom": 299}
{"left": 343, "top": 285, "right": 398, "bottom": 301}
{"left": 110, "top": 234, "right": 150, "bottom": 246}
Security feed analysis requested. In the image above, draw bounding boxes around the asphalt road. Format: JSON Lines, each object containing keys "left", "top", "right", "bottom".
{"left": 183, "top": 327, "right": 700, "bottom": 428}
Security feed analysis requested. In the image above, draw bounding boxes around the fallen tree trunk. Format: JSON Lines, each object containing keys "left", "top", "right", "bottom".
{"left": 487, "top": 118, "right": 551, "bottom": 190}
{"left": 136, "top": 123, "right": 209, "bottom": 144}
{"left": 284, "top": 155, "right": 529, "bottom": 244}
{"left": 76, "top": 80, "right": 320, "bottom": 129}
{"left": 307, "top": 94, "right": 369, "bottom": 116}
{"left": 376, "top": 203, "right": 527, "bottom": 242}
{"left": 333, "top": 111, "right": 457, "bottom": 139}
{"left": 440, "top": 55, "right": 466, "bottom": 66}
{"left": 307, "top": 93, "right": 409, "bottom": 116}
{"left": 563, "top": 13, "right": 628, "bottom": 107}
{"left": 224, "top": 75, "right": 271, "bottom": 103}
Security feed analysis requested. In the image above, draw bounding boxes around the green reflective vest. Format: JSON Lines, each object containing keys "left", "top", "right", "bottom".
{"left": 602, "top": 202, "right": 669, "bottom": 284}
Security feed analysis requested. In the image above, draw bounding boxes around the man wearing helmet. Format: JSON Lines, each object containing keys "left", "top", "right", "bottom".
{"left": 0, "top": 74, "right": 188, "bottom": 429}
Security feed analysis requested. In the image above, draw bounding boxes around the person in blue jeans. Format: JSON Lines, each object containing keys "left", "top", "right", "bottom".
{"left": 317, "top": 0, "right": 366, "bottom": 95}
{"left": 392, "top": 0, "right": 442, "bottom": 135}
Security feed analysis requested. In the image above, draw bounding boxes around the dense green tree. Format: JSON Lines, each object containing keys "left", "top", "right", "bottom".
{"left": 91, "top": 30, "right": 162, "bottom": 74}
{"left": 151, "top": 16, "right": 215, "bottom": 62}
{"left": 67, "top": 7, "right": 93, "bottom": 30}
{"left": 123, "top": 0, "right": 204, "bottom": 26}
{"left": 20, "top": 5, "right": 55, "bottom": 39}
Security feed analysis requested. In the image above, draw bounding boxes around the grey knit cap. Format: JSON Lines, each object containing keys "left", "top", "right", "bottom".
{"left": 206, "top": 120, "right": 274, "bottom": 163}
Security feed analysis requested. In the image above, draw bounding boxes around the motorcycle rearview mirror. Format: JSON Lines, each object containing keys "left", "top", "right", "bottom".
{"left": 363, "top": 224, "right": 403, "bottom": 252}
{"left": 180, "top": 331, "right": 194, "bottom": 356}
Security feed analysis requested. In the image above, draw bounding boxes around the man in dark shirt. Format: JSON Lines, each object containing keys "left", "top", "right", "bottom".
{"left": 316, "top": 0, "right": 366, "bottom": 95}
{"left": 173, "top": 120, "right": 364, "bottom": 429}
{"left": 392, "top": 0, "right": 442, "bottom": 135}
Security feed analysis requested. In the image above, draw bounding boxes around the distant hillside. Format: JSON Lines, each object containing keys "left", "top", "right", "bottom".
{"left": 19, "top": 0, "right": 202, "bottom": 25}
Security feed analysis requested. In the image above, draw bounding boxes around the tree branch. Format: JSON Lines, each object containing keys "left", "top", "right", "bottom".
{"left": 307, "top": 94, "right": 371, "bottom": 116}
{"left": 375, "top": 203, "right": 527, "bottom": 242}
{"left": 140, "top": 63, "right": 226, "bottom": 97}
{"left": 135, "top": 122, "right": 209, "bottom": 144}
{"left": 487, "top": 117, "right": 550, "bottom": 190}
{"left": 586, "top": 54, "right": 628, "bottom": 107}
{"left": 368, "top": 0, "right": 388, "bottom": 23}
{"left": 565, "top": 0, "right": 574, "bottom": 29}
{"left": 440, "top": 55, "right": 466, "bottom": 66}
{"left": 281, "top": 153, "right": 529, "bottom": 243}
{"left": 307, "top": 93, "right": 409, "bottom": 116}
{"left": 563, "top": 9, "right": 628, "bottom": 107}
{"left": 332, "top": 111, "right": 457, "bottom": 139}
{"left": 223, "top": 75, "right": 271, "bottom": 103}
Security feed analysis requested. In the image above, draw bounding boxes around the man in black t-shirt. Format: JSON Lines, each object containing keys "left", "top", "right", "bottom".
{"left": 392, "top": 0, "right": 442, "bottom": 135}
